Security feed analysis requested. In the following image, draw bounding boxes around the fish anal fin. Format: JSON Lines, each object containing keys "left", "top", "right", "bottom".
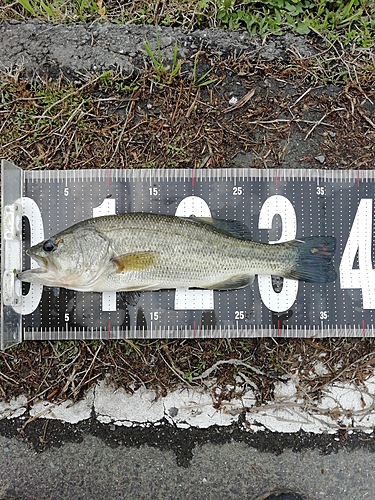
{"left": 202, "top": 274, "right": 255, "bottom": 291}
{"left": 112, "top": 251, "right": 157, "bottom": 273}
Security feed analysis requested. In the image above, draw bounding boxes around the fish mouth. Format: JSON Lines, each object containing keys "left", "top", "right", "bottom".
{"left": 23, "top": 267, "right": 48, "bottom": 274}
{"left": 17, "top": 251, "right": 50, "bottom": 281}
{"left": 26, "top": 250, "right": 49, "bottom": 270}
{"left": 17, "top": 267, "right": 48, "bottom": 281}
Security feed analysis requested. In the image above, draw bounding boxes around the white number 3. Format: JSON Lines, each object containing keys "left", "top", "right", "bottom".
{"left": 258, "top": 195, "right": 298, "bottom": 313}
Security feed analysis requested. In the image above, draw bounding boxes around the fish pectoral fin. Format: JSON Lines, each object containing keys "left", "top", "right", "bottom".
{"left": 202, "top": 274, "right": 255, "bottom": 291}
{"left": 112, "top": 251, "right": 158, "bottom": 273}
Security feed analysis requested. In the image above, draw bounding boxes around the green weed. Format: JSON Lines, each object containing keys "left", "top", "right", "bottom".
{"left": 3, "top": 0, "right": 374, "bottom": 46}
{"left": 191, "top": 52, "right": 217, "bottom": 87}
{"left": 7, "top": 0, "right": 106, "bottom": 21}
{"left": 143, "top": 30, "right": 182, "bottom": 85}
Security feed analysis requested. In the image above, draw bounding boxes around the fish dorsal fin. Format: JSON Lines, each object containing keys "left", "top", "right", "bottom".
{"left": 200, "top": 274, "right": 255, "bottom": 291}
{"left": 186, "top": 216, "right": 252, "bottom": 240}
{"left": 112, "top": 251, "right": 157, "bottom": 273}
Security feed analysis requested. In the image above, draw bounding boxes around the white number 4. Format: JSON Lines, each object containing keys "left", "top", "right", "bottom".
{"left": 340, "top": 199, "right": 375, "bottom": 309}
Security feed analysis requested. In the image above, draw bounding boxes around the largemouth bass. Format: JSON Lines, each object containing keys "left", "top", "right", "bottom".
{"left": 18, "top": 213, "right": 336, "bottom": 292}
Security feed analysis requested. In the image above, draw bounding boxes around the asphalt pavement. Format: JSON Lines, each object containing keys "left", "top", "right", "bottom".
{"left": 0, "top": 418, "right": 374, "bottom": 500}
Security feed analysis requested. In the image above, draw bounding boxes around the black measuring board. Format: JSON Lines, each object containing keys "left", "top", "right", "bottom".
{"left": 2, "top": 162, "right": 375, "bottom": 345}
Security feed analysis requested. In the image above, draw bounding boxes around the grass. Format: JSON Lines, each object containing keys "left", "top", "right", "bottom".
{"left": 143, "top": 30, "right": 182, "bottom": 85}
{"left": 1, "top": 0, "right": 374, "bottom": 47}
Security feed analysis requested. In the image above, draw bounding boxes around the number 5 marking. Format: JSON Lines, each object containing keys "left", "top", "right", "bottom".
{"left": 258, "top": 195, "right": 298, "bottom": 313}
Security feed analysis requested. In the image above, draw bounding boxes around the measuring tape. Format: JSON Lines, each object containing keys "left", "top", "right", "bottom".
{"left": 2, "top": 161, "right": 375, "bottom": 347}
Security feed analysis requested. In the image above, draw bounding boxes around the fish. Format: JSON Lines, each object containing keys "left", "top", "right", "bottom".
{"left": 17, "top": 213, "right": 337, "bottom": 292}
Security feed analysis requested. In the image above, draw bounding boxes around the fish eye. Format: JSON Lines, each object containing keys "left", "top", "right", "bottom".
{"left": 43, "top": 240, "right": 55, "bottom": 252}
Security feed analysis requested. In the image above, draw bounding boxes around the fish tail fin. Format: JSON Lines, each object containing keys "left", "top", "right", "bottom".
{"left": 286, "top": 236, "right": 337, "bottom": 283}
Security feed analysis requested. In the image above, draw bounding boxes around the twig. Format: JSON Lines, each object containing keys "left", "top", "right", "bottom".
{"left": 357, "top": 107, "right": 375, "bottom": 129}
{"left": 304, "top": 108, "right": 345, "bottom": 141}
{"left": 290, "top": 87, "right": 312, "bottom": 108}
{"left": 20, "top": 404, "right": 57, "bottom": 433}
{"left": 222, "top": 89, "right": 255, "bottom": 113}
{"left": 328, "top": 350, "right": 375, "bottom": 386}
{"left": 35, "top": 74, "right": 102, "bottom": 126}
{"left": 59, "top": 100, "right": 85, "bottom": 132}
{"left": 304, "top": 112, "right": 329, "bottom": 141}
{"left": 191, "top": 359, "right": 286, "bottom": 381}
{"left": 158, "top": 350, "right": 194, "bottom": 388}
{"left": 186, "top": 88, "right": 200, "bottom": 119}
{"left": 236, "top": 372, "right": 259, "bottom": 391}
{"left": 71, "top": 345, "right": 102, "bottom": 398}
{"left": 0, "top": 371, "right": 19, "bottom": 385}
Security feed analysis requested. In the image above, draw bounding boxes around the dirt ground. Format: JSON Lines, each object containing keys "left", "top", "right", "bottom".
{"left": 0, "top": 22, "right": 375, "bottom": 408}
{"left": 1, "top": 21, "right": 374, "bottom": 171}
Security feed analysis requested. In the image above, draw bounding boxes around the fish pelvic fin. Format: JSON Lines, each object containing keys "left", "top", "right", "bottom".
{"left": 112, "top": 251, "right": 158, "bottom": 273}
{"left": 202, "top": 274, "right": 255, "bottom": 291}
{"left": 286, "top": 236, "right": 337, "bottom": 283}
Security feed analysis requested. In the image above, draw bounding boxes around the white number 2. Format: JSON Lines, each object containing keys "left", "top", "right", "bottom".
{"left": 340, "top": 199, "right": 375, "bottom": 309}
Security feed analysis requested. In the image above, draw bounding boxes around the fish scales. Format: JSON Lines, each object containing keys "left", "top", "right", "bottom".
{"left": 17, "top": 213, "right": 337, "bottom": 292}
{"left": 86, "top": 214, "right": 290, "bottom": 287}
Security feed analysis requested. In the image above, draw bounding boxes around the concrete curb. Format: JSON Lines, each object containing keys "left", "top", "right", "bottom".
{"left": 2, "top": 373, "right": 375, "bottom": 433}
